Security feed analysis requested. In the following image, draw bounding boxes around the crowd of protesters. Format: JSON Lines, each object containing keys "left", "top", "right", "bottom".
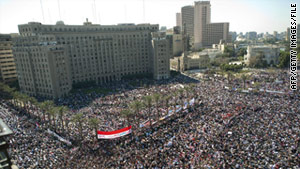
{"left": 1, "top": 69, "right": 299, "bottom": 168}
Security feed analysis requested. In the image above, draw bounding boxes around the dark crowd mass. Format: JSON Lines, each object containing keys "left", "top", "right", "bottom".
{"left": 1, "top": 69, "right": 299, "bottom": 169}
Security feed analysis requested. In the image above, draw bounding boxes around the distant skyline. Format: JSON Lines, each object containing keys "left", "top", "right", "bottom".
{"left": 0, "top": 0, "right": 299, "bottom": 34}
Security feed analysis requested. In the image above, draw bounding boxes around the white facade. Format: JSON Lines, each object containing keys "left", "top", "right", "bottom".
{"left": 244, "top": 45, "right": 280, "bottom": 66}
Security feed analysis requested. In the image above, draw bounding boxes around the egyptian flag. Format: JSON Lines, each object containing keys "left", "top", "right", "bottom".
{"left": 97, "top": 126, "right": 132, "bottom": 139}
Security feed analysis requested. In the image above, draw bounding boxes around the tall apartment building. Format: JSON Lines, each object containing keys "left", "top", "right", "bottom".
{"left": 0, "top": 34, "right": 17, "bottom": 83}
{"left": 181, "top": 5, "right": 194, "bottom": 42}
{"left": 13, "top": 21, "right": 161, "bottom": 98}
{"left": 151, "top": 32, "right": 171, "bottom": 80}
{"left": 176, "top": 13, "right": 182, "bottom": 28}
{"left": 180, "top": 1, "right": 230, "bottom": 50}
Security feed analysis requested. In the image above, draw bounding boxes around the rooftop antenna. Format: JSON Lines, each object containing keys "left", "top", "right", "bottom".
{"left": 40, "top": 0, "right": 45, "bottom": 23}
{"left": 57, "top": 0, "right": 62, "bottom": 20}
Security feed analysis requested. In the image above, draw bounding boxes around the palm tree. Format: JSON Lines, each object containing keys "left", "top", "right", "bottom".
{"left": 49, "top": 106, "right": 58, "bottom": 131}
{"left": 241, "top": 74, "right": 248, "bottom": 89}
{"left": 72, "top": 113, "right": 84, "bottom": 142}
{"left": 42, "top": 100, "right": 54, "bottom": 127}
{"left": 177, "top": 89, "right": 184, "bottom": 106}
{"left": 88, "top": 118, "right": 100, "bottom": 141}
{"left": 58, "top": 106, "right": 69, "bottom": 134}
{"left": 120, "top": 109, "right": 134, "bottom": 126}
{"left": 129, "top": 101, "right": 143, "bottom": 127}
{"left": 227, "top": 71, "right": 234, "bottom": 84}
{"left": 20, "top": 93, "right": 29, "bottom": 111}
{"left": 12, "top": 91, "right": 21, "bottom": 108}
{"left": 0, "top": 82, "right": 15, "bottom": 100}
{"left": 173, "top": 90, "right": 178, "bottom": 106}
{"left": 153, "top": 93, "right": 161, "bottom": 120}
{"left": 143, "top": 95, "right": 153, "bottom": 128}
{"left": 164, "top": 95, "right": 171, "bottom": 116}
{"left": 28, "top": 97, "right": 38, "bottom": 117}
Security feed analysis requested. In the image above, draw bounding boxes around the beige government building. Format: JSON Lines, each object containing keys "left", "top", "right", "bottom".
{"left": 12, "top": 20, "right": 171, "bottom": 98}
{"left": 0, "top": 34, "right": 17, "bottom": 83}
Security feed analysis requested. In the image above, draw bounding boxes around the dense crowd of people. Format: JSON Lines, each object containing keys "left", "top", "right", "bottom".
{"left": 1, "top": 69, "right": 299, "bottom": 168}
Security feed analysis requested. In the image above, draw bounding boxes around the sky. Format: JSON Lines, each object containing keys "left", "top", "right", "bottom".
{"left": 0, "top": 0, "right": 298, "bottom": 34}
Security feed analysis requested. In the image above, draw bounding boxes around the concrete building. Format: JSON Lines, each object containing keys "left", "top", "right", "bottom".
{"left": 176, "top": 13, "right": 182, "bottom": 28}
{"left": 152, "top": 32, "right": 171, "bottom": 80}
{"left": 180, "top": 1, "right": 230, "bottom": 50}
{"left": 201, "top": 22, "right": 230, "bottom": 48}
{"left": 0, "top": 118, "right": 14, "bottom": 169}
{"left": 229, "top": 31, "right": 237, "bottom": 42}
{"left": 212, "top": 40, "right": 236, "bottom": 55}
{"left": 244, "top": 45, "right": 280, "bottom": 66}
{"left": 181, "top": 6, "right": 194, "bottom": 38}
{"left": 193, "top": 1, "right": 210, "bottom": 49}
{"left": 246, "top": 31, "right": 257, "bottom": 40}
{"left": 13, "top": 21, "right": 162, "bottom": 98}
{"left": 169, "top": 27, "right": 183, "bottom": 57}
{"left": 0, "top": 34, "right": 17, "bottom": 83}
{"left": 273, "top": 31, "right": 278, "bottom": 39}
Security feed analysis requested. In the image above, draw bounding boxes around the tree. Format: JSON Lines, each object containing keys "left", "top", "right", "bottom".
{"left": 249, "top": 52, "right": 268, "bottom": 68}
{"left": 41, "top": 100, "right": 54, "bottom": 127}
{"left": 153, "top": 93, "right": 161, "bottom": 120}
{"left": 0, "top": 82, "right": 15, "bottom": 100}
{"left": 120, "top": 109, "right": 134, "bottom": 126}
{"left": 177, "top": 89, "right": 184, "bottom": 106}
{"left": 58, "top": 106, "right": 69, "bottom": 134}
{"left": 130, "top": 101, "right": 143, "bottom": 126}
{"left": 28, "top": 97, "right": 38, "bottom": 117}
{"left": 12, "top": 91, "right": 21, "bottom": 108}
{"left": 49, "top": 106, "right": 59, "bottom": 131}
{"left": 72, "top": 113, "right": 85, "bottom": 142}
{"left": 143, "top": 95, "right": 153, "bottom": 128}
{"left": 88, "top": 118, "right": 100, "bottom": 140}
{"left": 224, "top": 46, "right": 234, "bottom": 57}
{"left": 241, "top": 74, "right": 248, "bottom": 89}
{"left": 237, "top": 48, "right": 247, "bottom": 57}
{"left": 220, "top": 63, "right": 243, "bottom": 72}
{"left": 277, "top": 51, "right": 290, "bottom": 68}
{"left": 164, "top": 95, "right": 171, "bottom": 115}
{"left": 227, "top": 71, "right": 234, "bottom": 84}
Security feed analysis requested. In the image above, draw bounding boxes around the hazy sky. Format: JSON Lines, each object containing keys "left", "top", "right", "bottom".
{"left": 0, "top": 0, "right": 298, "bottom": 34}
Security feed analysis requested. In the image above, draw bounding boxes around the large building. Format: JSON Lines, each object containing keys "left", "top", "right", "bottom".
{"left": 0, "top": 34, "right": 17, "bottom": 83}
{"left": 0, "top": 118, "right": 14, "bottom": 169}
{"left": 152, "top": 32, "right": 171, "bottom": 80}
{"left": 180, "top": 1, "right": 230, "bottom": 50}
{"left": 12, "top": 20, "right": 167, "bottom": 98}
{"left": 176, "top": 13, "right": 182, "bottom": 28}
{"left": 244, "top": 45, "right": 280, "bottom": 66}
{"left": 168, "top": 26, "right": 183, "bottom": 57}
{"left": 246, "top": 31, "right": 257, "bottom": 40}
{"left": 181, "top": 5, "right": 195, "bottom": 48}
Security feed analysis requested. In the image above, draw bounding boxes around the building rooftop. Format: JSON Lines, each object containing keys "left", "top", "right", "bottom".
{"left": 0, "top": 119, "right": 13, "bottom": 137}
